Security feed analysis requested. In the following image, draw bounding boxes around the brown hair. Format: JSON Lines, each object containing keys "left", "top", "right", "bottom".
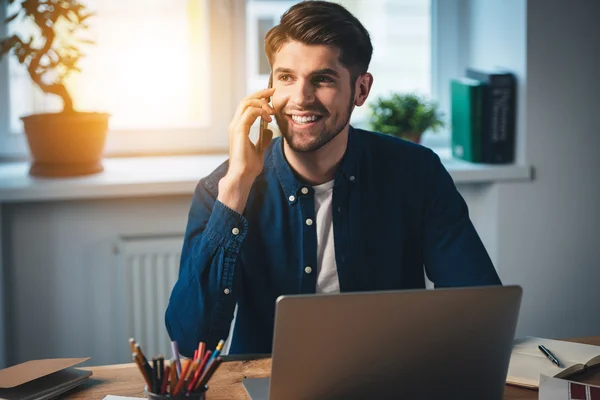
{"left": 264, "top": 1, "right": 373, "bottom": 82}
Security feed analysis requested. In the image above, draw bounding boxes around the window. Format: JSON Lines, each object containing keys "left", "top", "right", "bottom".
{"left": 0, "top": 0, "right": 460, "bottom": 159}
{"left": 8, "top": 1, "right": 212, "bottom": 127}
{"left": 0, "top": 0, "right": 244, "bottom": 157}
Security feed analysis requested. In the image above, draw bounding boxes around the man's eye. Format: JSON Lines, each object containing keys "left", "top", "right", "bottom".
{"left": 314, "top": 76, "right": 334, "bottom": 84}
{"left": 279, "top": 74, "right": 293, "bottom": 82}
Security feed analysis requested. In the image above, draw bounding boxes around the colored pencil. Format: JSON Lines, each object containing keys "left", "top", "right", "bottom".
{"left": 197, "top": 342, "right": 206, "bottom": 362}
{"left": 151, "top": 357, "right": 158, "bottom": 393}
{"left": 171, "top": 341, "right": 182, "bottom": 377}
{"left": 132, "top": 352, "right": 152, "bottom": 389}
{"left": 169, "top": 358, "right": 177, "bottom": 394}
{"left": 160, "top": 365, "right": 170, "bottom": 394}
{"left": 192, "top": 351, "right": 212, "bottom": 391}
{"left": 129, "top": 337, "right": 137, "bottom": 353}
{"left": 173, "top": 359, "right": 192, "bottom": 395}
{"left": 196, "top": 356, "right": 223, "bottom": 390}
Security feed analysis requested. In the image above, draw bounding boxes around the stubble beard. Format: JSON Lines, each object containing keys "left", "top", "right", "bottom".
{"left": 276, "top": 86, "right": 356, "bottom": 153}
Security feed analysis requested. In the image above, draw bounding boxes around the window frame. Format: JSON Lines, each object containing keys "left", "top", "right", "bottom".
{"left": 0, "top": 0, "right": 466, "bottom": 160}
{"left": 422, "top": 0, "right": 469, "bottom": 149}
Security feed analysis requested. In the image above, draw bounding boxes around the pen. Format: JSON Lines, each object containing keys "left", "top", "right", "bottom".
{"left": 539, "top": 344, "right": 561, "bottom": 367}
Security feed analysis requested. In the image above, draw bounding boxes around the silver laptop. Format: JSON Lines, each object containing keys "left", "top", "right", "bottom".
{"left": 243, "top": 285, "right": 522, "bottom": 400}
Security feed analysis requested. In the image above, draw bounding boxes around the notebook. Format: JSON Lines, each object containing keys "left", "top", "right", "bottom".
{"left": 0, "top": 358, "right": 92, "bottom": 400}
{"left": 507, "top": 337, "right": 600, "bottom": 389}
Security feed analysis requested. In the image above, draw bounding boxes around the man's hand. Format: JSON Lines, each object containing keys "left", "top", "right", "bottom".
{"left": 218, "top": 88, "right": 276, "bottom": 214}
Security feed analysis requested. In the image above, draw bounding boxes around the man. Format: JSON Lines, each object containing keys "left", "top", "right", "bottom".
{"left": 165, "top": 0, "right": 501, "bottom": 357}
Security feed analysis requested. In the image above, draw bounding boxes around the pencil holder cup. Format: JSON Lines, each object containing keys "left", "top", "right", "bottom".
{"left": 145, "top": 387, "right": 206, "bottom": 400}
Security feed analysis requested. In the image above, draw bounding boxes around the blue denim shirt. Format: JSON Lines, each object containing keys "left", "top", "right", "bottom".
{"left": 165, "top": 127, "right": 501, "bottom": 357}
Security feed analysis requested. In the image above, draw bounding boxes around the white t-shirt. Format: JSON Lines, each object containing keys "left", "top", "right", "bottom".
{"left": 313, "top": 180, "right": 340, "bottom": 294}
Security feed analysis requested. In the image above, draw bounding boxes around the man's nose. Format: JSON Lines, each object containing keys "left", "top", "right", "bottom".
{"left": 290, "top": 80, "right": 316, "bottom": 106}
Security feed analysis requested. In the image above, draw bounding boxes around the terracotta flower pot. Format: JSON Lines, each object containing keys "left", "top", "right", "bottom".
{"left": 21, "top": 112, "right": 110, "bottom": 177}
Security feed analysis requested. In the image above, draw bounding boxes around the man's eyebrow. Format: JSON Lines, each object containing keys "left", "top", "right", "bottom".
{"left": 274, "top": 67, "right": 294, "bottom": 74}
{"left": 273, "top": 67, "right": 341, "bottom": 78}
{"left": 312, "top": 68, "right": 340, "bottom": 78}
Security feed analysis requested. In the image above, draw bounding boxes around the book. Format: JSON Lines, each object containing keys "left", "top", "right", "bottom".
{"left": 507, "top": 337, "right": 600, "bottom": 389}
{"left": 450, "top": 77, "right": 484, "bottom": 162}
{"left": 466, "top": 67, "right": 516, "bottom": 164}
{"left": 0, "top": 357, "right": 92, "bottom": 400}
{"left": 539, "top": 375, "right": 600, "bottom": 400}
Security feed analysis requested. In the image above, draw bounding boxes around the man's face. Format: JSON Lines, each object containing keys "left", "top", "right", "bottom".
{"left": 271, "top": 41, "right": 356, "bottom": 153}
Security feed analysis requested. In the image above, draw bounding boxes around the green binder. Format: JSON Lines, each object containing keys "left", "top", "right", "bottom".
{"left": 450, "top": 77, "right": 483, "bottom": 162}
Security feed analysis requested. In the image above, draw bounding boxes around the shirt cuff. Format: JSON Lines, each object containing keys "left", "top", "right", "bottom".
{"left": 204, "top": 199, "right": 248, "bottom": 251}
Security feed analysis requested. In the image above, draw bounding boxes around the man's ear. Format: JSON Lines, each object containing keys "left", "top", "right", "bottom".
{"left": 354, "top": 72, "right": 374, "bottom": 107}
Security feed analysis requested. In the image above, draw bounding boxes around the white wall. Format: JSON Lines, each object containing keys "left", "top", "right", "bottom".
{"left": 2, "top": 197, "right": 191, "bottom": 367}
{"left": 463, "top": 0, "right": 600, "bottom": 338}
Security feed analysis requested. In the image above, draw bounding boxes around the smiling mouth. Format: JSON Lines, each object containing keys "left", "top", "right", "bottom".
{"left": 289, "top": 114, "right": 324, "bottom": 125}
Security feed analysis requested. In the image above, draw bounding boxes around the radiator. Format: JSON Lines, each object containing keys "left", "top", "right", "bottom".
{"left": 117, "top": 235, "right": 184, "bottom": 360}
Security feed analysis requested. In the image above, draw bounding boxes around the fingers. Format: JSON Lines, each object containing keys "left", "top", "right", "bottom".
{"left": 246, "top": 99, "right": 276, "bottom": 114}
{"left": 229, "top": 88, "right": 277, "bottom": 144}
{"left": 237, "top": 107, "right": 273, "bottom": 132}
{"left": 233, "top": 97, "right": 275, "bottom": 123}
{"left": 247, "top": 87, "right": 275, "bottom": 100}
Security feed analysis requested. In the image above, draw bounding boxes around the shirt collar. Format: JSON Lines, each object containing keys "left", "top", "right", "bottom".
{"left": 271, "top": 125, "right": 362, "bottom": 203}
{"left": 335, "top": 125, "right": 361, "bottom": 185}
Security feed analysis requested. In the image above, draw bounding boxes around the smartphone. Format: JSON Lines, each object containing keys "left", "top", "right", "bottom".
{"left": 258, "top": 72, "right": 273, "bottom": 151}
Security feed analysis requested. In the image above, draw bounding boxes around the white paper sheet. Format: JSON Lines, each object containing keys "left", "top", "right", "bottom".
{"left": 102, "top": 396, "right": 140, "bottom": 400}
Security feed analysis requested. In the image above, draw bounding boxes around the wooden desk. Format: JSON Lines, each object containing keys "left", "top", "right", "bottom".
{"left": 66, "top": 336, "right": 600, "bottom": 400}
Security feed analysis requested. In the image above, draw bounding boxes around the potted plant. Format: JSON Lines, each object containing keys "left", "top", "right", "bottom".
{"left": 368, "top": 93, "right": 444, "bottom": 144}
{"left": 0, "top": 0, "right": 109, "bottom": 177}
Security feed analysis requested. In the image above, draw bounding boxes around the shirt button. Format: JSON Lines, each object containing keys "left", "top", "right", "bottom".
{"left": 349, "top": 175, "right": 355, "bottom": 181}
{"left": 301, "top": 187, "right": 309, "bottom": 195}
{"left": 232, "top": 227, "right": 240, "bottom": 235}
{"left": 224, "top": 288, "right": 231, "bottom": 295}
{"left": 304, "top": 266, "right": 312, "bottom": 274}
{"left": 337, "top": 206, "right": 342, "bottom": 213}
{"left": 289, "top": 195, "right": 295, "bottom": 202}
{"left": 305, "top": 218, "right": 313, "bottom": 226}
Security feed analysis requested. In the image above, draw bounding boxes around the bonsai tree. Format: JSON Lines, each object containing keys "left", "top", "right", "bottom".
{"left": 0, "top": 0, "right": 94, "bottom": 113}
{"left": 368, "top": 93, "right": 444, "bottom": 143}
{"left": 0, "top": 0, "right": 108, "bottom": 178}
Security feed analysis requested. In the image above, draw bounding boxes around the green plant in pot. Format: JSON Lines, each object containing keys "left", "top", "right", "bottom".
{"left": 0, "top": 0, "right": 109, "bottom": 177}
{"left": 368, "top": 93, "right": 444, "bottom": 144}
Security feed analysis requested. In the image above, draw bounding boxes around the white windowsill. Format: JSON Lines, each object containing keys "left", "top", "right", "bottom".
{"left": 0, "top": 150, "right": 532, "bottom": 203}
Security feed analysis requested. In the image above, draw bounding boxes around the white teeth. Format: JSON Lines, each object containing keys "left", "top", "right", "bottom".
{"left": 291, "top": 115, "right": 319, "bottom": 124}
